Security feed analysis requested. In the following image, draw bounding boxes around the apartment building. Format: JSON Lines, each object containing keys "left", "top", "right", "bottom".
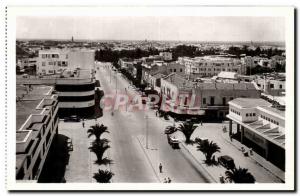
{"left": 16, "top": 69, "right": 96, "bottom": 118}
{"left": 37, "top": 49, "right": 95, "bottom": 75}
{"left": 192, "top": 82, "right": 260, "bottom": 119}
{"left": 16, "top": 85, "right": 59, "bottom": 180}
{"left": 179, "top": 56, "right": 245, "bottom": 79}
{"left": 227, "top": 98, "right": 285, "bottom": 170}
{"left": 255, "top": 74, "right": 285, "bottom": 96}
{"left": 159, "top": 73, "right": 260, "bottom": 118}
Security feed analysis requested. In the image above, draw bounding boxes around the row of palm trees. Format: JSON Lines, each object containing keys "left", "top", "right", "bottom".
{"left": 164, "top": 121, "right": 255, "bottom": 183}
{"left": 87, "top": 123, "right": 114, "bottom": 183}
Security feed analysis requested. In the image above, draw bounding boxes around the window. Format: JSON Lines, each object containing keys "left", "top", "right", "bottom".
{"left": 42, "top": 62, "right": 46, "bottom": 66}
{"left": 246, "top": 113, "right": 249, "bottom": 117}
{"left": 170, "top": 69, "right": 172, "bottom": 72}
{"left": 180, "top": 68, "right": 183, "bottom": 72}
{"left": 279, "top": 84, "right": 283, "bottom": 89}
{"left": 48, "top": 62, "right": 53, "bottom": 65}
{"left": 203, "top": 98, "right": 206, "bottom": 104}
{"left": 48, "top": 70, "right": 54, "bottom": 73}
{"left": 270, "top": 84, "right": 274, "bottom": 89}
{"left": 174, "top": 69, "right": 176, "bottom": 72}
{"left": 42, "top": 54, "right": 46, "bottom": 59}
{"left": 210, "top": 96, "right": 215, "bottom": 106}
{"left": 253, "top": 113, "right": 256, "bottom": 116}
{"left": 222, "top": 97, "right": 226, "bottom": 105}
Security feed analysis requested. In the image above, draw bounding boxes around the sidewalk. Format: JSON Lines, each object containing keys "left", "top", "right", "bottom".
{"left": 221, "top": 131, "right": 284, "bottom": 182}
{"left": 180, "top": 123, "right": 283, "bottom": 183}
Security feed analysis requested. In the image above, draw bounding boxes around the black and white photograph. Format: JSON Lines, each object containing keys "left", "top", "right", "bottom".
{"left": 4, "top": 5, "right": 295, "bottom": 191}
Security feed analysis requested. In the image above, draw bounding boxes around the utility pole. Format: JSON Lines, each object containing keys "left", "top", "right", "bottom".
{"left": 110, "top": 66, "right": 112, "bottom": 83}
{"left": 145, "top": 114, "right": 149, "bottom": 149}
{"left": 115, "top": 74, "right": 117, "bottom": 94}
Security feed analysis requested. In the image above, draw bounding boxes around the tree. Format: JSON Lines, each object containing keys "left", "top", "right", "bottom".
{"left": 195, "top": 138, "right": 220, "bottom": 163}
{"left": 164, "top": 125, "right": 177, "bottom": 135}
{"left": 87, "top": 123, "right": 109, "bottom": 141}
{"left": 225, "top": 167, "right": 256, "bottom": 183}
{"left": 89, "top": 139, "right": 112, "bottom": 165}
{"left": 177, "top": 121, "right": 198, "bottom": 144}
{"left": 93, "top": 169, "right": 114, "bottom": 183}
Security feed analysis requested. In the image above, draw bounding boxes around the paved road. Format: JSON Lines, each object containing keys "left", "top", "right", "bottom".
{"left": 95, "top": 63, "right": 210, "bottom": 183}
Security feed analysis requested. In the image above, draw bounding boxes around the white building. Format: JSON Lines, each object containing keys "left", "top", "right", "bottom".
{"left": 227, "top": 98, "right": 285, "bottom": 171}
{"left": 159, "top": 52, "right": 173, "bottom": 61}
{"left": 179, "top": 56, "right": 244, "bottom": 78}
{"left": 37, "top": 49, "right": 95, "bottom": 75}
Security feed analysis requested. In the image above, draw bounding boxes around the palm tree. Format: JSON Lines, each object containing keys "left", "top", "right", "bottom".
{"left": 87, "top": 123, "right": 109, "bottom": 141}
{"left": 164, "top": 125, "right": 177, "bottom": 135}
{"left": 195, "top": 138, "right": 220, "bottom": 163}
{"left": 93, "top": 169, "right": 114, "bottom": 183}
{"left": 89, "top": 139, "right": 112, "bottom": 165}
{"left": 225, "top": 167, "right": 256, "bottom": 183}
{"left": 177, "top": 121, "right": 198, "bottom": 144}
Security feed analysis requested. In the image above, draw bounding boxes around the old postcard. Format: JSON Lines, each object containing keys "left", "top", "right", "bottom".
{"left": 5, "top": 6, "right": 295, "bottom": 191}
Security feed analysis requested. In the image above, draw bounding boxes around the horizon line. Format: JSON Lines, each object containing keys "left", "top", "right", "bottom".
{"left": 16, "top": 38, "right": 286, "bottom": 45}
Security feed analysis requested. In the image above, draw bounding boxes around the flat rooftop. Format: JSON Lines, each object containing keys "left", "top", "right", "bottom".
{"left": 229, "top": 98, "right": 272, "bottom": 108}
{"left": 258, "top": 106, "right": 285, "bottom": 118}
{"left": 16, "top": 85, "right": 53, "bottom": 130}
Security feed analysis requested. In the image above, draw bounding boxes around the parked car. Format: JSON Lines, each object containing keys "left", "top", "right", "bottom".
{"left": 64, "top": 115, "right": 81, "bottom": 122}
{"left": 218, "top": 155, "right": 235, "bottom": 170}
{"left": 167, "top": 135, "right": 180, "bottom": 149}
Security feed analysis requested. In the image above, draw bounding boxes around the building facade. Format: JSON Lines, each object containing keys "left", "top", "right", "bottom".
{"left": 16, "top": 86, "right": 59, "bottom": 181}
{"left": 227, "top": 98, "right": 285, "bottom": 170}
{"left": 37, "top": 49, "right": 95, "bottom": 75}
{"left": 179, "top": 56, "right": 244, "bottom": 79}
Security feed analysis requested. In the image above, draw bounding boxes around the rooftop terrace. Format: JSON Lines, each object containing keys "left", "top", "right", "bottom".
{"left": 16, "top": 85, "right": 53, "bottom": 130}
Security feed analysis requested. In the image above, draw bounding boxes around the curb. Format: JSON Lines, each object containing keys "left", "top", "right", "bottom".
{"left": 180, "top": 143, "right": 218, "bottom": 183}
{"left": 136, "top": 136, "right": 161, "bottom": 183}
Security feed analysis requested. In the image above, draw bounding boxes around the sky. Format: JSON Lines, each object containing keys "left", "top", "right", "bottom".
{"left": 16, "top": 16, "right": 285, "bottom": 42}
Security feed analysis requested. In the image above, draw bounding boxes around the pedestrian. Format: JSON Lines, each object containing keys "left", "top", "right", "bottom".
{"left": 200, "top": 120, "right": 203, "bottom": 126}
{"left": 167, "top": 177, "right": 171, "bottom": 183}
{"left": 82, "top": 120, "right": 85, "bottom": 128}
{"left": 163, "top": 178, "right": 168, "bottom": 183}
{"left": 159, "top": 163, "right": 163, "bottom": 173}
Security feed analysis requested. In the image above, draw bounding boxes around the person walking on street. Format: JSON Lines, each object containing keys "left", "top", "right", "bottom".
{"left": 82, "top": 120, "right": 85, "bottom": 128}
{"left": 167, "top": 177, "right": 171, "bottom": 183}
{"left": 200, "top": 120, "right": 203, "bottom": 126}
{"left": 163, "top": 178, "right": 167, "bottom": 183}
{"left": 159, "top": 163, "right": 163, "bottom": 173}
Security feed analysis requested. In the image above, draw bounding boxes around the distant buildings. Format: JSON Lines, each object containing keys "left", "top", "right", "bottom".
{"left": 159, "top": 52, "right": 172, "bottom": 61}
{"left": 178, "top": 56, "right": 245, "bottom": 79}
{"left": 254, "top": 74, "right": 285, "bottom": 96}
{"left": 227, "top": 98, "right": 285, "bottom": 170}
{"left": 241, "top": 55, "right": 286, "bottom": 70}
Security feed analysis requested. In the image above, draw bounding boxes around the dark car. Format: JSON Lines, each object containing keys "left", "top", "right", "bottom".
{"left": 218, "top": 155, "right": 235, "bottom": 170}
{"left": 64, "top": 115, "right": 81, "bottom": 122}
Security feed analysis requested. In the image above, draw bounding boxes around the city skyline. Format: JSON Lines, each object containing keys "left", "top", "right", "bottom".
{"left": 17, "top": 16, "right": 285, "bottom": 42}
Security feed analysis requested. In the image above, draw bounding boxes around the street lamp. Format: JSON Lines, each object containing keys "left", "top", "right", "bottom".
{"left": 145, "top": 114, "right": 149, "bottom": 149}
